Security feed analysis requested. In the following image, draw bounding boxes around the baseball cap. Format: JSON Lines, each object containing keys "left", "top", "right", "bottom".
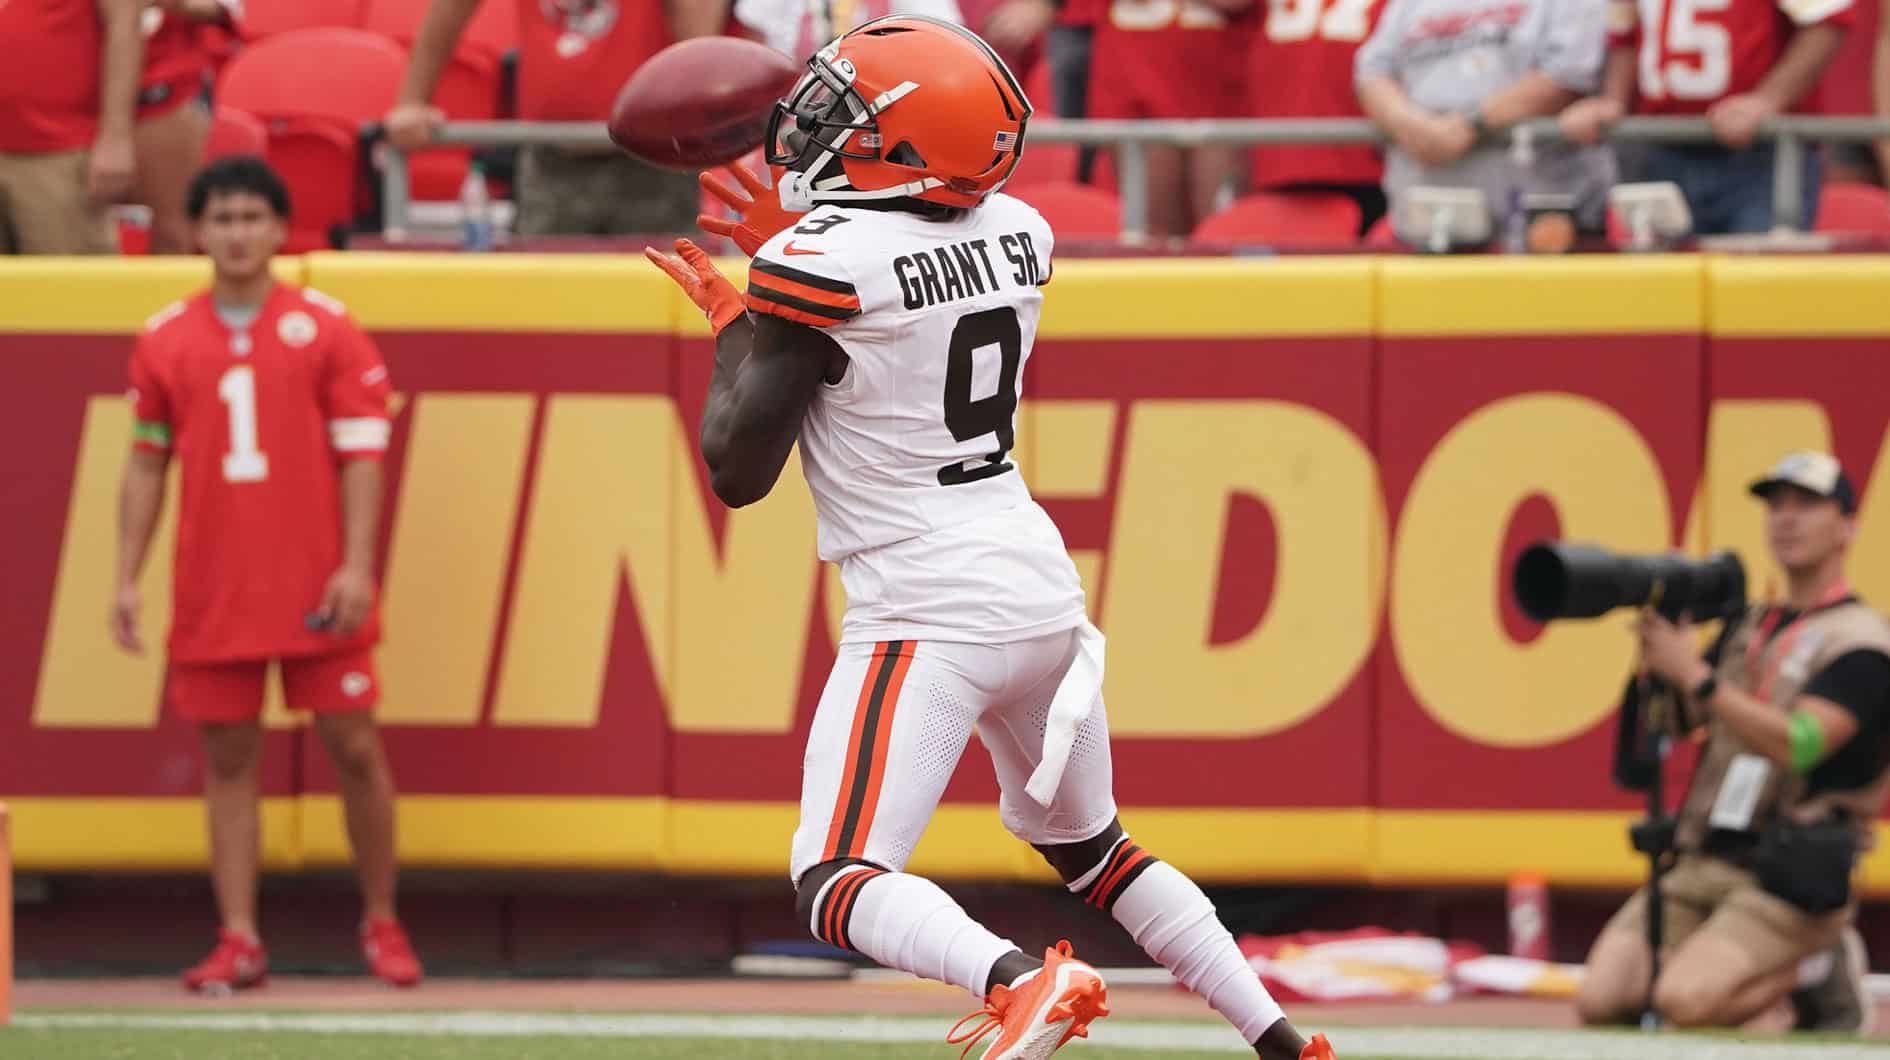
{"left": 1748, "top": 450, "right": 1857, "bottom": 514}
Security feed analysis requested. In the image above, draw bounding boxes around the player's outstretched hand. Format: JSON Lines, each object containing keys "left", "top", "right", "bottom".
{"left": 645, "top": 239, "right": 746, "bottom": 335}
{"left": 110, "top": 582, "right": 143, "bottom": 654}
{"left": 699, "top": 162, "right": 800, "bottom": 257}
{"left": 318, "top": 565, "right": 377, "bottom": 636}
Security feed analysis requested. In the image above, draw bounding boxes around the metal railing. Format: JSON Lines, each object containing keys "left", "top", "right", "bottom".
{"left": 380, "top": 116, "right": 1890, "bottom": 243}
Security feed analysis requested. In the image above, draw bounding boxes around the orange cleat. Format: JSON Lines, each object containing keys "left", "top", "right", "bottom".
{"left": 362, "top": 918, "right": 424, "bottom": 987}
{"left": 182, "top": 929, "right": 267, "bottom": 995}
{"left": 947, "top": 940, "right": 1109, "bottom": 1060}
{"left": 1301, "top": 1033, "right": 1338, "bottom": 1059}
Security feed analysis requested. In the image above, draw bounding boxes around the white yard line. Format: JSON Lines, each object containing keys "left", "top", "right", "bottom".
{"left": 13, "top": 1010, "right": 1888, "bottom": 1059}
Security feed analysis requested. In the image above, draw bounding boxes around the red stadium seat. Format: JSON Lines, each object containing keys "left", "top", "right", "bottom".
{"left": 1006, "top": 181, "right": 1122, "bottom": 239}
{"left": 1814, "top": 182, "right": 1890, "bottom": 236}
{"left": 1192, "top": 191, "right": 1362, "bottom": 248}
{"left": 239, "top": 0, "right": 365, "bottom": 40}
{"left": 204, "top": 106, "right": 268, "bottom": 160}
{"left": 218, "top": 28, "right": 407, "bottom": 250}
{"left": 1010, "top": 141, "right": 1076, "bottom": 187}
{"left": 1362, "top": 214, "right": 1402, "bottom": 249}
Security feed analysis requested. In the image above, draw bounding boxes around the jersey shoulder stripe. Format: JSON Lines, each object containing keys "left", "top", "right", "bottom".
{"left": 300, "top": 286, "right": 349, "bottom": 317}
{"left": 747, "top": 256, "right": 862, "bottom": 326}
{"left": 142, "top": 299, "right": 189, "bottom": 334}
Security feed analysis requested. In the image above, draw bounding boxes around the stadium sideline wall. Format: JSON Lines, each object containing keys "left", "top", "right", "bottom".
{"left": 3, "top": 254, "right": 1889, "bottom": 894}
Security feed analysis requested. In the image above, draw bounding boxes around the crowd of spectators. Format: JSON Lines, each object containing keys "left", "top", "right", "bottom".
{"left": 0, "top": 0, "right": 1885, "bottom": 254}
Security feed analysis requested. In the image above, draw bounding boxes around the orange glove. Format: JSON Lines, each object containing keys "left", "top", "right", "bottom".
{"left": 645, "top": 238, "right": 745, "bottom": 335}
{"left": 698, "top": 162, "right": 802, "bottom": 257}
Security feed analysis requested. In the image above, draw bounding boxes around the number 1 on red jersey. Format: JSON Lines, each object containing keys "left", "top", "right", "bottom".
{"left": 218, "top": 365, "right": 269, "bottom": 483}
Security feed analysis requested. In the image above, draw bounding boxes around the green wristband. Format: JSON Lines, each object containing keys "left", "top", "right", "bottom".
{"left": 131, "top": 420, "right": 172, "bottom": 448}
{"left": 1789, "top": 709, "right": 1826, "bottom": 774}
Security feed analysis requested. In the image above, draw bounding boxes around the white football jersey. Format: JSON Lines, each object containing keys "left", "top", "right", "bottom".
{"left": 746, "top": 193, "right": 1086, "bottom": 645}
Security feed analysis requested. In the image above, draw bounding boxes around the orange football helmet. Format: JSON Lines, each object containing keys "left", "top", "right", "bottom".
{"left": 764, "top": 15, "right": 1032, "bottom": 210}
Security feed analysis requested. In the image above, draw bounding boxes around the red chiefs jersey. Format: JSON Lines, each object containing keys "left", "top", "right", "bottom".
{"left": 1610, "top": 0, "right": 1856, "bottom": 114}
{"left": 1249, "top": 0, "right": 1385, "bottom": 187}
{"left": 1089, "top": 1, "right": 1256, "bottom": 120}
{"left": 1061, "top": 0, "right": 1109, "bottom": 24}
{"left": 129, "top": 285, "right": 392, "bottom": 664}
{"left": 516, "top": 0, "right": 673, "bottom": 121}
{"left": 0, "top": 0, "right": 103, "bottom": 152}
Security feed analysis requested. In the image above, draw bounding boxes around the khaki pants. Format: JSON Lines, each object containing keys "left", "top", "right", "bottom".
{"left": 1600, "top": 853, "right": 1851, "bottom": 975}
{"left": 514, "top": 145, "right": 698, "bottom": 237}
{"left": 0, "top": 148, "right": 116, "bottom": 255}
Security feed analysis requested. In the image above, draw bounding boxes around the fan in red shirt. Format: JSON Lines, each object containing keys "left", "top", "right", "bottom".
{"left": 0, "top": 0, "right": 143, "bottom": 254}
{"left": 1089, "top": 0, "right": 1259, "bottom": 235}
{"left": 1249, "top": 0, "right": 1387, "bottom": 233}
{"left": 385, "top": 0, "right": 724, "bottom": 236}
{"left": 113, "top": 157, "right": 422, "bottom": 994}
{"left": 1562, "top": 0, "right": 1856, "bottom": 232}
{"left": 134, "top": 0, "right": 240, "bottom": 253}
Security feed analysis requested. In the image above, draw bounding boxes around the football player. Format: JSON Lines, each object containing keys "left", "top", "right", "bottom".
{"left": 646, "top": 16, "right": 1335, "bottom": 1060}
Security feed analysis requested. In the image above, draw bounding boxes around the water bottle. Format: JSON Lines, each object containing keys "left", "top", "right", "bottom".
{"left": 1503, "top": 125, "right": 1536, "bottom": 254}
{"left": 459, "top": 160, "right": 494, "bottom": 252}
{"left": 1506, "top": 870, "right": 1552, "bottom": 960}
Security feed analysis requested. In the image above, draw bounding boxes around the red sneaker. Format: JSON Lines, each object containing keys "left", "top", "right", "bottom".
{"left": 362, "top": 918, "right": 424, "bottom": 987}
{"left": 182, "top": 929, "right": 267, "bottom": 995}
{"left": 1302, "top": 1033, "right": 1338, "bottom": 1059}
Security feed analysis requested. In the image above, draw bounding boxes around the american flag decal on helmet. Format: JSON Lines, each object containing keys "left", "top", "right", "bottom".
{"left": 993, "top": 130, "right": 1018, "bottom": 152}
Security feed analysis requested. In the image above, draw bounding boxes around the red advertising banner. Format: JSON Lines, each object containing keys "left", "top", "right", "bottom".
{"left": 2, "top": 254, "right": 1886, "bottom": 889}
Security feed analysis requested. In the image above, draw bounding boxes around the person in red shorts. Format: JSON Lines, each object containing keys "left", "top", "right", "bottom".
{"left": 135, "top": 0, "right": 238, "bottom": 253}
{"left": 1562, "top": 0, "right": 1855, "bottom": 233}
{"left": 111, "top": 157, "right": 422, "bottom": 993}
{"left": 1088, "top": 0, "right": 1258, "bottom": 236}
{"left": 1249, "top": 0, "right": 1387, "bottom": 235}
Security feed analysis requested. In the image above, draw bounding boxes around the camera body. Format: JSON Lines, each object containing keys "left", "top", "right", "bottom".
{"left": 1513, "top": 542, "right": 1747, "bottom": 624}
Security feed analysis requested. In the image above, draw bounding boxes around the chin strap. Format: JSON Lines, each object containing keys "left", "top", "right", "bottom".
{"left": 782, "top": 170, "right": 948, "bottom": 209}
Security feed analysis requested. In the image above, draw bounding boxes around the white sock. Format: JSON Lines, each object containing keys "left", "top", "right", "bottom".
{"left": 1073, "top": 837, "right": 1286, "bottom": 1044}
{"left": 809, "top": 866, "right": 1019, "bottom": 998}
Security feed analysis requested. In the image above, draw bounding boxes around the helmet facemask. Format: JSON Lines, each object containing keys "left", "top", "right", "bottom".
{"left": 765, "top": 43, "right": 935, "bottom": 208}
{"left": 766, "top": 53, "right": 880, "bottom": 170}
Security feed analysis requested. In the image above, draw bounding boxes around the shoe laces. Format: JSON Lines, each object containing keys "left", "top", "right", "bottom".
{"left": 946, "top": 986, "right": 1013, "bottom": 1060}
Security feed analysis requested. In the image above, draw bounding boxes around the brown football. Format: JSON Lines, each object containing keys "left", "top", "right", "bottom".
{"left": 607, "top": 37, "right": 803, "bottom": 171}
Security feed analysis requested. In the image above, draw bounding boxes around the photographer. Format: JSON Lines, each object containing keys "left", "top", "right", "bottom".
{"left": 1575, "top": 451, "right": 1889, "bottom": 1032}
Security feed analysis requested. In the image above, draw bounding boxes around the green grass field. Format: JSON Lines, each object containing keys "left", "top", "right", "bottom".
{"left": 3, "top": 1011, "right": 1884, "bottom": 1060}
{"left": 0, "top": 1029, "right": 1278, "bottom": 1060}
